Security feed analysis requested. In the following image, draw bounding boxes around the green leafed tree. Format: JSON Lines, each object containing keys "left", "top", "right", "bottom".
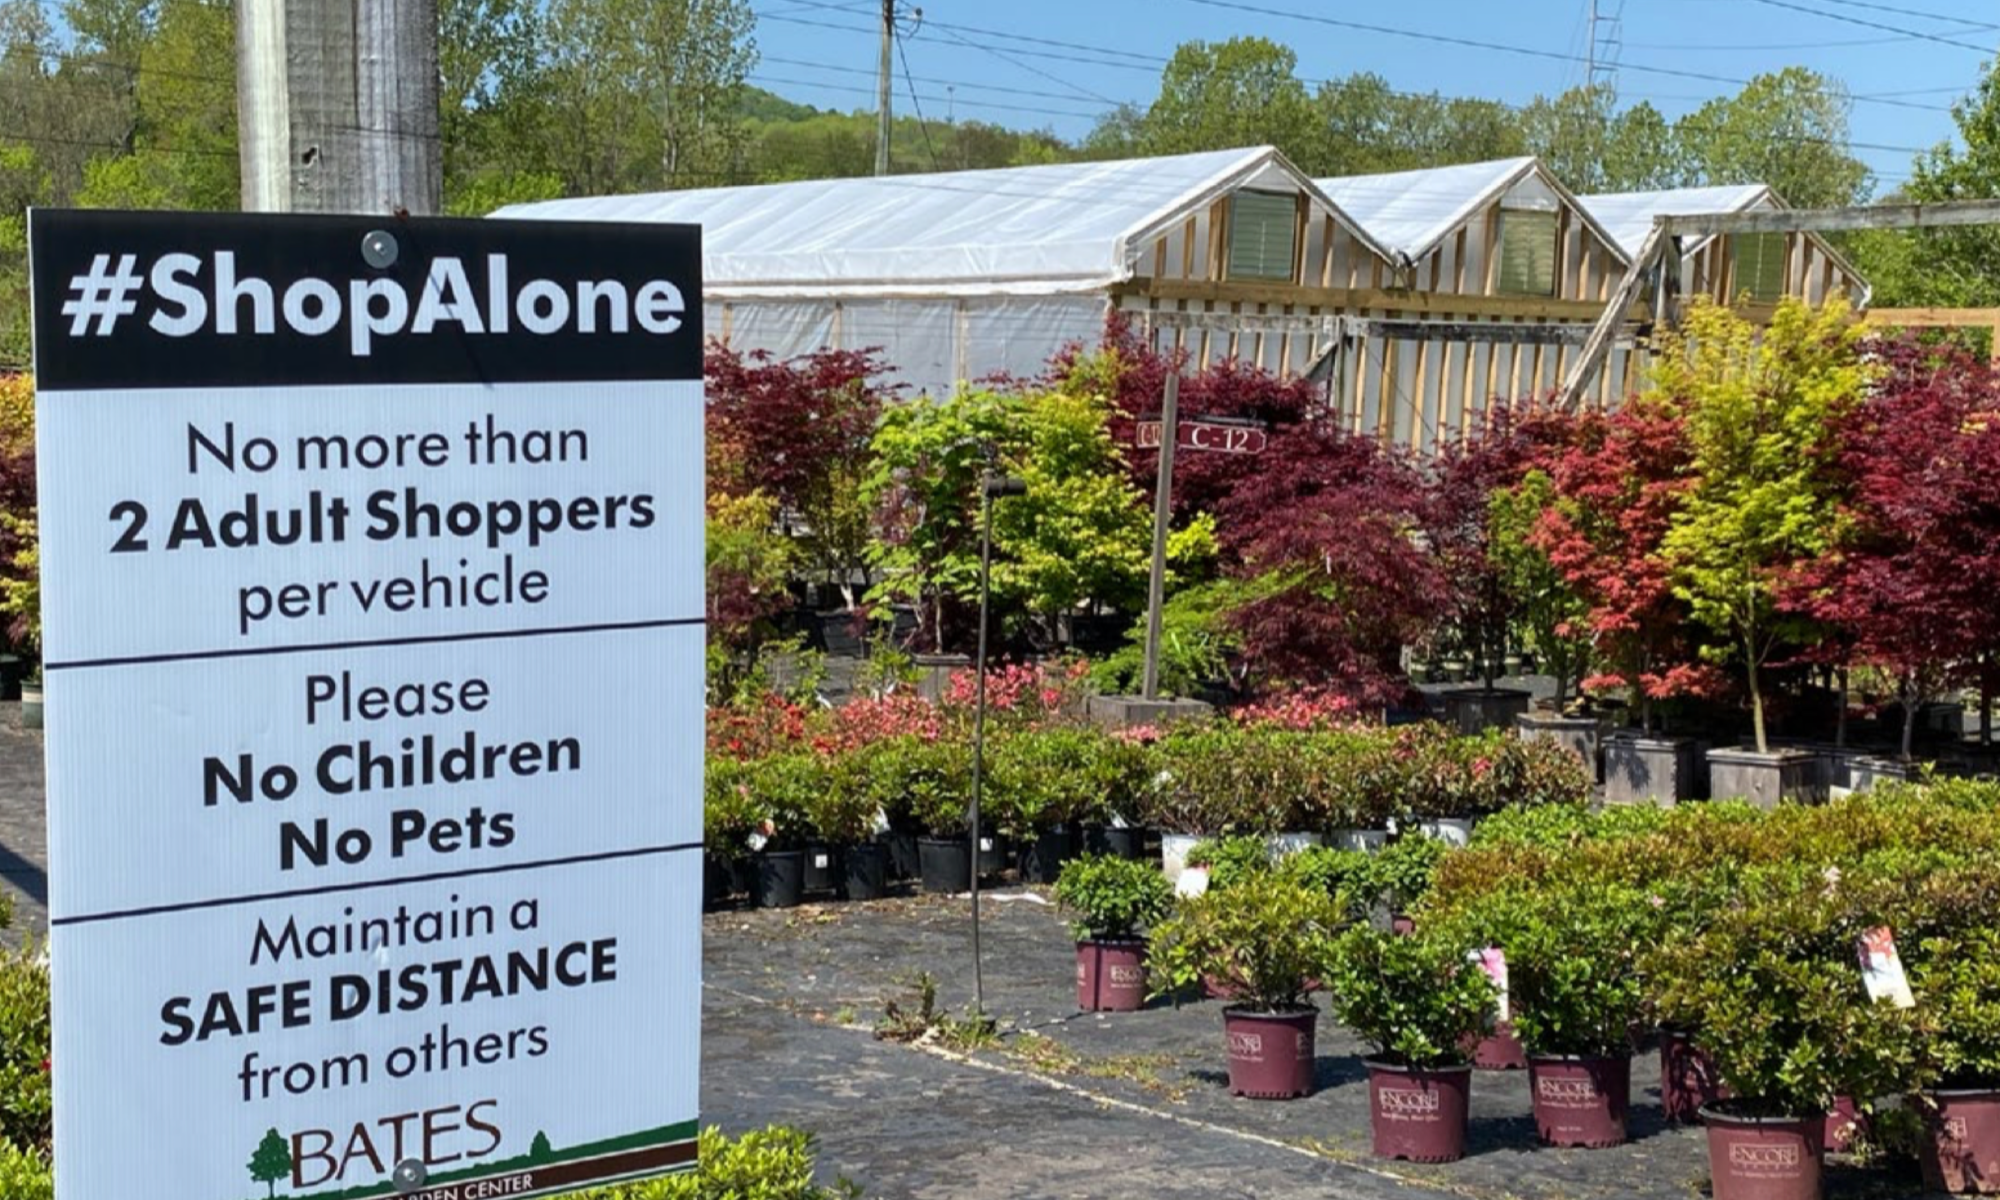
{"left": 1655, "top": 298, "right": 1868, "bottom": 752}
{"left": 862, "top": 387, "right": 1024, "bottom": 652}
{"left": 1849, "top": 54, "right": 2000, "bottom": 309}
{"left": 1671, "top": 67, "right": 1871, "bottom": 208}
{"left": 987, "top": 378, "right": 1154, "bottom": 635}
{"left": 1489, "top": 471, "right": 1591, "bottom": 708}
{"left": 1132, "top": 37, "right": 1320, "bottom": 167}
{"left": 529, "top": 1131, "right": 554, "bottom": 1162}
{"left": 248, "top": 1128, "right": 291, "bottom": 1199}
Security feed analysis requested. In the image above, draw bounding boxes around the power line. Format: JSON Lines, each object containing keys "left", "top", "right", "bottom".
{"left": 1173, "top": 0, "right": 1952, "bottom": 112}
{"left": 1744, "top": 0, "right": 1997, "bottom": 53}
{"left": 893, "top": 22, "right": 941, "bottom": 171}
{"left": 1804, "top": 0, "right": 2000, "bottom": 28}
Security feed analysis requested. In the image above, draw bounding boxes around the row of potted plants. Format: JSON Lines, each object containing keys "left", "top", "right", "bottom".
{"left": 1047, "top": 782, "right": 2000, "bottom": 1200}
{"left": 703, "top": 720, "right": 1594, "bottom": 906}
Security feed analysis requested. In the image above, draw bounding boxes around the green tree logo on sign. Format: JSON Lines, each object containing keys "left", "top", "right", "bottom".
{"left": 248, "top": 1128, "right": 292, "bottom": 1198}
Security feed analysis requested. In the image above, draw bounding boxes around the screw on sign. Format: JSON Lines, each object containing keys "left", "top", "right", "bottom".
{"left": 1133, "top": 415, "right": 1269, "bottom": 455}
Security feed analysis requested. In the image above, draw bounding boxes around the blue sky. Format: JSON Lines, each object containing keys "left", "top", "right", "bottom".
{"left": 748, "top": 0, "right": 1999, "bottom": 194}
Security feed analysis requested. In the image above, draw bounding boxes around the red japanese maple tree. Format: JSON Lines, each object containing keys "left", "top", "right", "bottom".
{"left": 1788, "top": 339, "right": 2000, "bottom": 757}
{"left": 706, "top": 345, "right": 893, "bottom": 607}
{"left": 1530, "top": 397, "right": 1720, "bottom": 731}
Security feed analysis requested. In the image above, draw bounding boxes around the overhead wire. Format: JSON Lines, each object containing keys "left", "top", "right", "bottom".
{"left": 1744, "top": 0, "right": 1999, "bottom": 53}
{"left": 893, "top": 15, "right": 942, "bottom": 171}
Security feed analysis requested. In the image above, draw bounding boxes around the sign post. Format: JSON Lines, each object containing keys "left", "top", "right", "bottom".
{"left": 1139, "top": 374, "right": 1179, "bottom": 700}
{"left": 30, "top": 210, "right": 705, "bottom": 1200}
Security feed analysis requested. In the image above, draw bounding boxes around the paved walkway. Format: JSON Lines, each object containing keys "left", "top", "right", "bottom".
{"left": 0, "top": 703, "right": 46, "bottom": 942}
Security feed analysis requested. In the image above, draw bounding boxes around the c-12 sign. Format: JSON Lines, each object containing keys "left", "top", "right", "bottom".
{"left": 30, "top": 209, "right": 705, "bottom": 1200}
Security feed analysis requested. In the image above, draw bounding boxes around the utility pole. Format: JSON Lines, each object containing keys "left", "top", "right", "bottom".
{"left": 875, "top": 0, "right": 894, "bottom": 176}
{"left": 238, "top": 0, "right": 442, "bottom": 215}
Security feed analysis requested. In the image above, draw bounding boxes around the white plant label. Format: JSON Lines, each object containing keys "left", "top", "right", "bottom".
{"left": 1859, "top": 926, "right": 1916, "bottom": 1008}
{"left": 30, "top": 210, "right": 705, "bottom": 1200}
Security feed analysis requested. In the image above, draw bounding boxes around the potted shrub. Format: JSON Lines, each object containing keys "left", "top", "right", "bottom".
{"left": 992, "top": 727, "right": 1106, "bottom": 885}
{"left": 18, "top": 667, "right": 40, "bottom": 731}
{"left": 1365, "top": 834, "right": 1449, "bottom": 929}
{"left": 1326, "top": 731, "right": 1400, "bottom": 851}
{"left": 1054, "top": 854, "right": 1174, "bottom": 1013}
{"left": 1148, "top": 872, "right": 1345, "bottom": 1099}
{"left": 810, "top": 754, "right": 889, "bottom": 901}
{"left": 1653, "top": 876, "right": 1920, "bottom": 1200}
{"left": 1492, "top": 881, "right": 1651, "bottom": 1148}
{"left": 1148, "top": 724, "right": 1250, "bottom": 881}
{"left": 877, "top": 738, "right": 972, "bottom": 894}
{"left": 1904, "top": 877, "right": 2000, "bottom": 1193}
{"left": 1089, "top": 732, "right": 1154, "bottom": 860}
{"left": 1324, "top": 926, "right": 1497, "bottom": 1163}
{"left": 745, "top": 754, "right": 815, "bottom": 908}
{"left": 703, "top": 758, "right": 763, "bottom": 910}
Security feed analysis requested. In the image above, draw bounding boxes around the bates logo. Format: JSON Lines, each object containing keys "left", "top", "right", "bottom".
{"left": 1946, "top": 1116, "right": 1971, "bottom": 1144}
{"left": 1535, "top": 1077, "right": 1600, "bottom": 1106}
{"left": 1108, "top": 966, "right": 1143, "bottom": 987}
{"left": 284, "top": 1100, "right": 502, "bottom": 1188}
{"left": 1075, "top": 962, "right": 1087, "bottom": 983}
{"left": 1728, "top": 1142, "right": 1801, "bottom": 1173}
{"left": 1228, "top": 1032, "right": 1263, "bottom": 1057}
{"left": 1376, "top": 1088, "right": 1442, "bottom": 1118}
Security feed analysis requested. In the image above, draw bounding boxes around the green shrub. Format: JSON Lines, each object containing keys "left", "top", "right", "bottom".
{"left": 1184, "top": 834, "right": 1272, "bottom": 891}
{"left": 1148, "top": 872, "right": 1346, "bottom": 1012}
{"left": 1146, "top": 723, "right": 1251, "bottom": 834}
{"left": 803, "top": 753, "right": 878, "bottom": 847}
{"left": 703, "top": 758, "right": 763, "bottom": 860}
{"left": 0, "top": 1143, "right": 51, "bottom": 1200}
{"left": 1364, "top": 833, "right": 1449, "bottom": 916}
{"left": 1467, "top": 878, "right": 1654, "bottom": 1059}
{"left": 986, "top": 726, "right": 1118, "bottom": 839}
{"left": 1277, "top": 845, "right": 1377, "bottom": 920}
{"left": 573, "top": 1125, "right": 855, "bottom": 1200}
{"left": 856, "top": 737, "right": 970, "bottom": 838}
{"left": 1053, "top": 854, "right": 1174, "bottom": 941}
{"left": 1323, "top": 927, "right": 1496, "bottom": 1068}
{"left": 0, "top": 939, "right": 50, "bottom": 1154}
{"left": 1651, "top": 871, "right": 1925, "bottom": 1117}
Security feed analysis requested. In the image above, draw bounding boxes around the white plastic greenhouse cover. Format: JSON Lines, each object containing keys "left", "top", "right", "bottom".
{"left": 1315, "top": 157, "right": 1540, "bottom": 261}
{"left": 496, "top": 146, "right": 1335, "bottom": 298}
{"left": 1578, "top": 184, "right": 1773, "bottom": 256}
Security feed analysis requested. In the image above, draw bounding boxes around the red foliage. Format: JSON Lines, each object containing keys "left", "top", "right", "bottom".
{"left": 1230, "top": 687, "right": 1367, "bottom": 729}
{"left": 707, "top": 694, "right": 812, "bottom": 759}
{"left": 1073, "top": 315, "right": 1324, "bottom": 529}
{"left": 704, "top": 344, "right": 891, "bottom": 505}
{"left": 1216, "top": 419, "right": 1449, "bottom": 704}
{"left": 1420, "top": 403, "right": 1583, "bottom": 682}
{"left": 1530, "top": 398, "right": 1720, "bottom": 722}
{"left": 1787, "top": 340, "right": 2000, "bottom": 751}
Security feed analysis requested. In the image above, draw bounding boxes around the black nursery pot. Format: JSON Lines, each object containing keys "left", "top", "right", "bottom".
{"left": 1100, "top": 826, "right": 1148, "bottom": 861}
{"left": 976, "top": 834, "right": 1009, "bottom": 878}
{"left": 918, "top": 836, "right": 972, "bottom": 894}
{"left": 702, "top": 852, "right": 728, "bottom": 911}
{"left": 754, "top": 850, "right": 805, "bottom": 909}
{"left": 881, "top": 830, "right": 920, "bottom": 881}
{"left": 1022, "top": 826, "right": 1079, "bottom": 885}
{"left": 842, "top": 842, "right": 889, "bottom": 901}
{"left": 802, "top": 842, "right": 839, "bottom": 894}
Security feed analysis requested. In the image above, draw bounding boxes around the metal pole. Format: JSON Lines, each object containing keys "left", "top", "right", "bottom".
{"left": 968, "top": 482, "right": 995, "bottom": 1017}
{"left": 874, "top": 0, "right": 894, "bottom": 176}
{"left": 1140, "top": 371, "right": 1180, "bottom": 700}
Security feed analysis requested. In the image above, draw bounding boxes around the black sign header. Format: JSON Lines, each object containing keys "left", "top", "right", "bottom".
{"left": 30, "top": 210, "right": 704, "bottom": 390}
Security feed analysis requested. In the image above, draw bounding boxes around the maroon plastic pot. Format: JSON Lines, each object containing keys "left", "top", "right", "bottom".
{"left": 1920, "top": 1088, "right": 2000, "bottom": 1194}
{"left": 1075, "top": 939, "right": 1147, "bottom": 1013}
{"left": 1703, "top": 1106, "right": 1825, "bottom": 1200}
{"left": 1529, "top": 1054, "right": 1631, "bottom": 1148}
{"left": 1822, "top": 1094, "right": 1867, "bottom": 1155}
{"left": 1471, "top": 1020, "right": 1529, "bottom": 1071}
{"left": 1222, "top": 1007, "right": 1316, "bottom": 1099}
{"left": 1366, "top": 1060, "right": 1472, "bottom": 1163}
{"left": 1661, "top": 1028, "right": 1731, "bottom": 1124}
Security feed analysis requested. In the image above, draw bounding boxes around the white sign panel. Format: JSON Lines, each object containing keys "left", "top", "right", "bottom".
{"left": 29, "top": 210, "right": 705, "bottom": 1200}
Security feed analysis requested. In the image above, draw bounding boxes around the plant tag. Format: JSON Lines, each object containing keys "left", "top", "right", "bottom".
{"left": 978, "top": 837, "right": 995, "bottom": 853}
{"left": 1859, "top": 926, "right": 1916, "bottom": 1008}
{"left": 1472, "top": 947, "right": 1510, "bottom": 1022}
{"left": 746, "top": 831, "right": 768, "bottom": 853}
{"left": 871, "top": 807, "right": 892, "bottom": 835}
{"left": 812, "top": 853, "right": 830, "bottom": 870}
{"left": 1176, "top": 866, "right": 1210, "bottom": 899}
{"left": 1110, "top": 814, "right": 1130, "bottom": 830}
